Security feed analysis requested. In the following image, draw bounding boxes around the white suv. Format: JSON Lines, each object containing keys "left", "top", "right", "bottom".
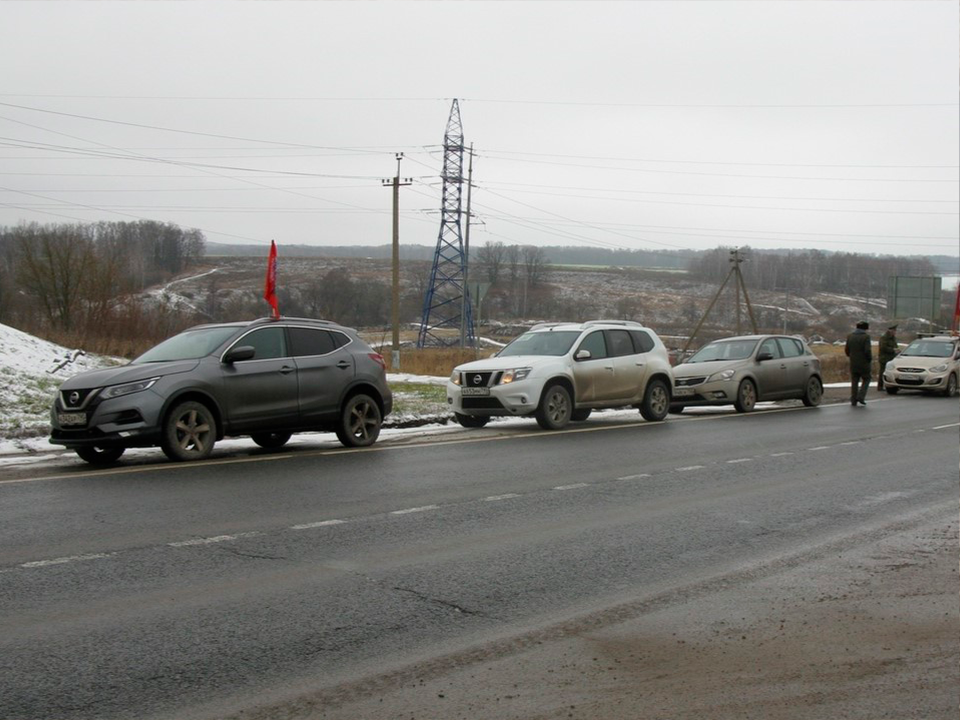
{"left": 447, "top": 320, "right": 675, "bottom": 430}
{"left": 882, "top": 335, "right": 960, "bottom": 397}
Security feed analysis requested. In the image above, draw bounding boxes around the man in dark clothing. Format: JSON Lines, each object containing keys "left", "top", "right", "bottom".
{"left": 877, "top": 324, "right": 898, "bottom": 391}
{"left": 845, "top": 320, "right": 872, "bottom": 406}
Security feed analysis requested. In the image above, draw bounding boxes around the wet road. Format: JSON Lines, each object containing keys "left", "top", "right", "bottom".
{"left": 1, "top": 394, "right": 956, "bottom": 719}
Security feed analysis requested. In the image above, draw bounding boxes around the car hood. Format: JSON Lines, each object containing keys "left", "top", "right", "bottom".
{"left": 673, "top": 358, "right": 746, "bottom": 377}
{"left": 889, "top": 355, "right": 954, "bottom": 369}
{"left": 455, "top": 355, "right": 560, "bottom": 372}
{"left": 58, "top": 359, "right": 202, "bottom": 390}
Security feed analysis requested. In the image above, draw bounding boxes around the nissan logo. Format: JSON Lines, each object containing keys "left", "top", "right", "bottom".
{"left": 69, "top": 391, "right": 80, "bottom": 405}
{"left": 473, "top": 374, "right": 483, "bottom": 386}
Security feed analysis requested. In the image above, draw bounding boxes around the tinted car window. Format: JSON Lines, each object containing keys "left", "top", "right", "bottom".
{"left": 330, "top": 331, "right": 350, "bottom": 349}
{"left": 578, "top": 331, "right": 607, "bottom": 359}
{"left": 630, "top": 330, "right": 655, "bottom": 353}
{"left": 606, "top": 329, "right": 635, "bottom": 357}
{"left": 776, "top": 337, "right": 804, "bottom": 358}
{"left": 759, "top": 338, "right": 781, "bottom": 359}
{"left": 240, "top": 327, "right": 287, "bottom": 360}
{"left": 289, "top": 327, "right": 336, "bottom": 356}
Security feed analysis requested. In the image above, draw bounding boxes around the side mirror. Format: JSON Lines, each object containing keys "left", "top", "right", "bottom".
{"left": 223, "top": 346, "right": 255, "bottom": 364}
{"left": 575, "top": 349, "right": 592, "bottom": 361}
{"left": 756, "top": 351, "right": 774, "bottom": 362}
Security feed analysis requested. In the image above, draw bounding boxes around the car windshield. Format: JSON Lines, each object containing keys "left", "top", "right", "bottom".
{"left": 900, "top": 340, "right": 955, "bottom": 358}
{"left": 498, "top": 330, "right": 581, "bottom": 357}
{"left": 132, "top": 326, "right": 240, "bottom": 364}
{"left": 686, "top": 339, "right": 759, "bottom": 363}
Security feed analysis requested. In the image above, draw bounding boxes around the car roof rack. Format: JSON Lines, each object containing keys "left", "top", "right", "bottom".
{"left": 581, "top": 319, "right": 646, "bottom": 328}
{"left": 529, "top": 322, "right": 570, "bottom": 331}
{"left": 252, "top": 316, "right": 344, "bottom": 327}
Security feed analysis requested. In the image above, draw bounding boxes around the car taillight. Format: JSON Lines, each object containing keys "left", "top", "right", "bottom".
{"left": 368, "top": 352, "right": 386, "bottom": 371}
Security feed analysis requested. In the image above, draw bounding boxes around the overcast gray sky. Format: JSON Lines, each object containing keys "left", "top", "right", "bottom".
{"left": 1, "top": 1, "right": 957, "bottom": 260}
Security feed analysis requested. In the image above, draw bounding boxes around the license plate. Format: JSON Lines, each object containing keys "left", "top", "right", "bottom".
{"left": 58, "top": 412, "right": 87, "bottom": 426}
{"left": 461, "top": 387, "right": 490, "bottom": 397}
{"left": 673, "top": 387, "right": 694, "bottom": 397}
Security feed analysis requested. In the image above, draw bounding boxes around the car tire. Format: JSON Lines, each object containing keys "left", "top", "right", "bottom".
{"left": 885, "top": 387, "right": 899, "bottom": 395}
{"left": 668, "top": 404, "right": 685, "bottom": 415}
{"left": 455, "top": 413, "right": 489, "bottom": 428}
{"left": 733, "top": 379, "right": 757, "bottom": 413}
{"left": 75, "top": 446, "right": 125, "bottom": 464}
{"left": 801, "top": 376, "right": 823, "bottom": 407}
{"left": 571, "top": 408, "right": 592, "bottom": 422}
{"left": 535, "top": 384, "right": 572, "bottom": 430}
{"left": 943, "top": 373, "right": 958, "bottom": 398}
{"left": 161, "top": 401, "right": 217, "bottom": 462}
{"left": 335, "top": 394, "right": 382, "bottom": 447}
{"left": 639, "top": 378, "right": 670, "bottom": 421}
{"left": 250, "top": 431, "right": 292, "bottom": 449}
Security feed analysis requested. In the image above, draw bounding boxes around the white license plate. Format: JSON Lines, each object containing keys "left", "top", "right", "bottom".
{"left": 58, "top": 412, "right": 87, "bottom": 426}
{"left": 461, "top": 387, "right": 490, "bottom": 397}
{"left": 673, "top": 387, "right": 694, "bottom": 397}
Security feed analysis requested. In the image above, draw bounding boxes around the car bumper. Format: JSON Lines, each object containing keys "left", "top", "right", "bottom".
{"left": 446, "top": 380, "right": 541, "bottom": 416}
{"left": 882, "top": 370, "right": 950, "bottom": 391}
{"left": 670, "top": 378, "right": 736, "bottom": 406}
{"left": 49, "top": 392, "right": 165, "bottom": 449}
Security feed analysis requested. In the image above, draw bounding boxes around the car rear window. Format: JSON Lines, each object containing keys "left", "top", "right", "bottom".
{"left": 289, "top": 327, "right": 336, "bottom": 356}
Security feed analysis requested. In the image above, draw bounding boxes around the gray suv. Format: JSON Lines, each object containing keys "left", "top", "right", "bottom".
{"left": 50, "top": 317, "right": 392, "bottom": 464}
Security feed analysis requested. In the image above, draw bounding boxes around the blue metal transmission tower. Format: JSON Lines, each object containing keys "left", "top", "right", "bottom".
{"left": 417, "top": 99, "right": 475, "bottom": 348}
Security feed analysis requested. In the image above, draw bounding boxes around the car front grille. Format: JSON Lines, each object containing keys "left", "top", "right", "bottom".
{"left": 897, "top": 377, "right": 924, "bottom": 386}
{"left": 59, "top": 388, "right": 100, "bottom": 410}
{"left": 675, "top": 376, "right": 707, "bottom": 387}
{"left": 460, "top": 371, "right": 500, "bottom": 388}
{"left": 897, "top": 368, "right": 925, "bottom": 374}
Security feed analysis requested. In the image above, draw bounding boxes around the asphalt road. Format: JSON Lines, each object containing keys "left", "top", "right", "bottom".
{"left": 0, "top": 393, "right": 957, "bottom": 720}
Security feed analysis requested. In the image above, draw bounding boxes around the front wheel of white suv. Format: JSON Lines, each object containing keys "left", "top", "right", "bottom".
{"left": 639, "top": 378, "right": 670, "bottom": 421}
{"left": 536, "top": 383, "right": 573, "bottom": 430}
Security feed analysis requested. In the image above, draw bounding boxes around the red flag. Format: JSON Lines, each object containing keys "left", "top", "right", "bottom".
{"left": 263, "top": 240, "right": 279, "bottom": 319}
{"left": 953, "top": 284, "right": 960, "bottom": 334}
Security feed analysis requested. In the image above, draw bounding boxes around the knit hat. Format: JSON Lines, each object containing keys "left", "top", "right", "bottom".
{"left": 856, "top": 321, "right": 869, "bottom": 330}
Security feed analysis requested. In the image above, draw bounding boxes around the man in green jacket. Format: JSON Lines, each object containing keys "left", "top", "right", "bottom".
{"left": 845, "top": 320, "right": 872, "bottom": 406}
{"left": 877, "top": 324, "right": 898, "bottom": 390}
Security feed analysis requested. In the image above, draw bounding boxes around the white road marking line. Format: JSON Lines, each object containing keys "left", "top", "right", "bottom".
{"left": 676, "top": 465, "right": 705, "bottom": 472}
{"left": 770, "top": 452, "right": 794, "bottom": 457}
{"left": 839, "top": 441, "right": 862, "bottom": 445}
{"left": 807, "top": 446, "right": 831, "bottom": 451}
{"left": 933, "top": 422, "right": 960, "bottom": 430}
{"left": 484, "top": 493, "right": 520, "bottom": 501}
{"left": 168, "top": 532, "right": 262, "bottom": 547}
{"left": 390, "top": 505, "right": 439, "bottom": 515}
{"left": 617, "top": 473, "right": 651, "bottom": 481}
{"left": 20, "top": 552, "right": 115, "bottom": 568}
{"left": 726, "top": 458, "right": 752, "bottom": 464}
{"left": 290, "top": 520, "right": 346, "bottom": 530}
{"left": 553, "top": 483, "right": 590, "bottom": 490}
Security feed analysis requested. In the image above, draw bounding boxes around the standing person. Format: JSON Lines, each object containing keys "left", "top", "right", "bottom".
{"left": 845, "top": 320, "right": 872, "bottom": 406}
{"left": 877, "top": 324, "right": 898, "bottom": 391}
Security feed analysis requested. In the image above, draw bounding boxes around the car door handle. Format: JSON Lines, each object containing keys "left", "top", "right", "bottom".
{"left": 279, "top": 365, "right": 294, "bottom": 375}
{"left": 604, "top": 365, "right": 614, "bottom": 371}
{"left": 336, "top": 361, "right": 351, "bottom": 369}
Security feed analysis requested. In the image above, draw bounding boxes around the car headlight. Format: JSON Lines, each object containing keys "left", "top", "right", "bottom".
{"left": 929, "top": 364, "right": 948, "bottom": 373}
{"left": 707, "top": 369, "right": 736, "bottom": 382}
{"left": 500, "top": 367, "right": 532, "bottom": 384}
{"left": 449, "top": 371, "right": 461, "bottom": 385}
{"left": 101, "top": 377, "right": 159, "bottom": 400}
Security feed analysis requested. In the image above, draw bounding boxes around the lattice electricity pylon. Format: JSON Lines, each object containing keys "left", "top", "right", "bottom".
{"left": 417, "top": 99, "right": 475, "bottom": 348}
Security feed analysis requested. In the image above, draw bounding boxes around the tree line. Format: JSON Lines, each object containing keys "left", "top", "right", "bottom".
{"left": 0, "top": 221, "right": 205, "bottom": 349}
{"left": 687, "top": 247, "right": 938, "bottom": 296}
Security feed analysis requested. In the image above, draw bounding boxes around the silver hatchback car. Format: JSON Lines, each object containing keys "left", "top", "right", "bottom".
{"left": 670, "top": 334, "right": 823, "bottom": 413}
{"left": 50, "top": 317, "right": 392, "bottom": 464}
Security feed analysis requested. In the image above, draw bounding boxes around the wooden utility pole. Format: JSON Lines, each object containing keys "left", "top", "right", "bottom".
{"left": 681, "top": 247, "right": 759, "bottom": 356}
{"left": 382, "top": 153, "right": 411, "bottom": 370}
